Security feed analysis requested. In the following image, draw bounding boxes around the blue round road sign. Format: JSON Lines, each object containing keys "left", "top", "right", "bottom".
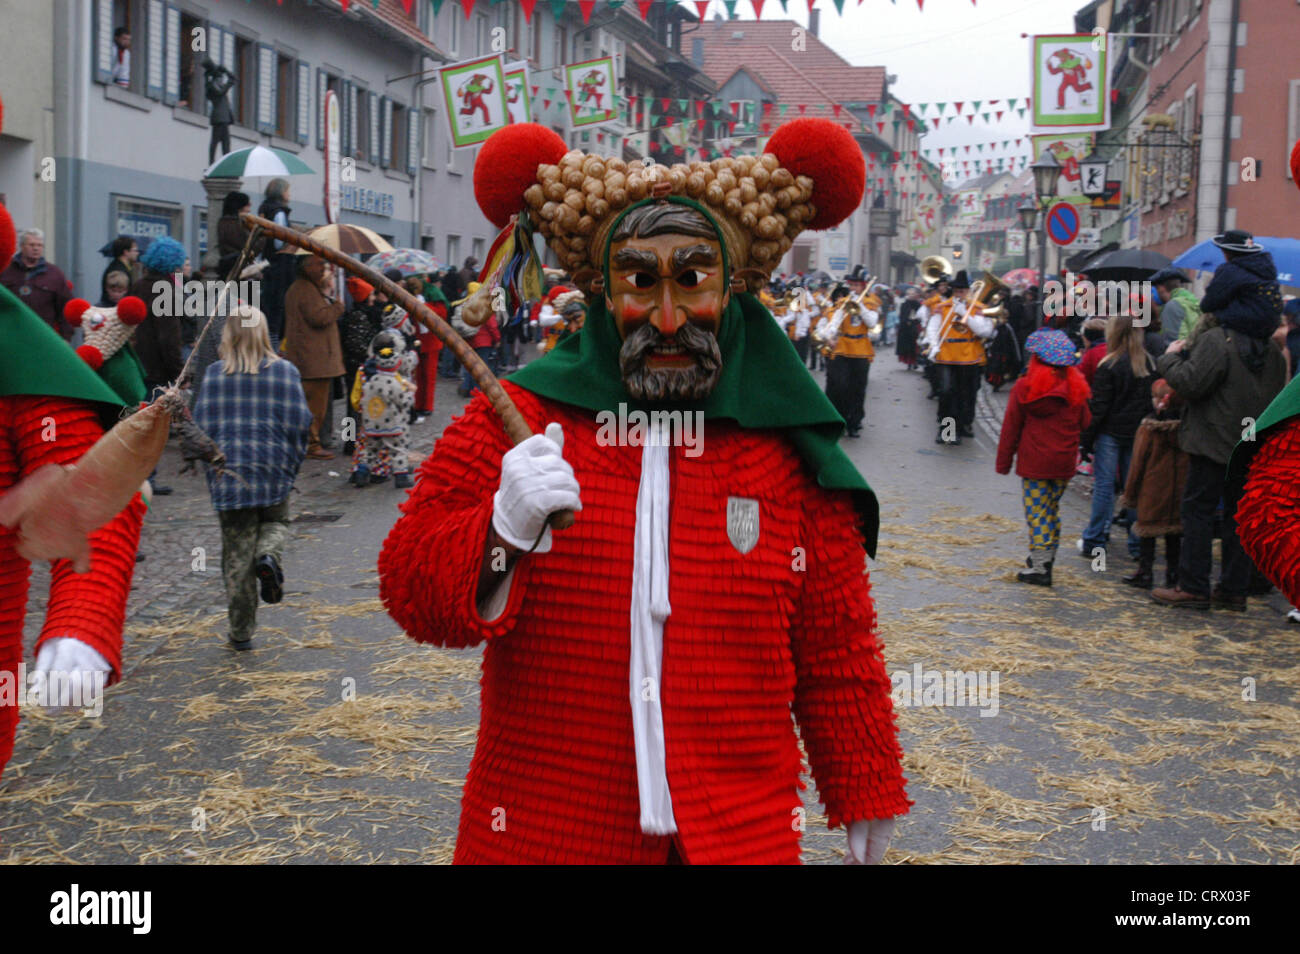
{"left": 1046, "top": 202, "right": 1080, "bottom": 247}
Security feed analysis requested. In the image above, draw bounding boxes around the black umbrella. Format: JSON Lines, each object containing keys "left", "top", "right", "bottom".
{"left": 1076, "top": 247, "right": 1172, "bottom": 282}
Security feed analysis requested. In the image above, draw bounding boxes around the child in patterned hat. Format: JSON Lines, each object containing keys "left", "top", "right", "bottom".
{"left": 996, "top": 329, "right": 1092, "bottom": 585}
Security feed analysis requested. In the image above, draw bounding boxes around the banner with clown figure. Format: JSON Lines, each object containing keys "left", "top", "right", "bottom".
{"left": 503, "top": 60, "right": 531, "bottom": 126}
{"left": 566, "top": 57, "right": 618, "bottom": 128}
{"left": 1032, "top": 132, "right": 1094, "bottom": 207}
{"left": 440, "top": 54, "right": 510, "bottom": 148}
{"left": 910, "top": 194, "right": 940, "bottom": 250}
{"left": 1030, "top": 34, "right": 1110, "bottom": 133}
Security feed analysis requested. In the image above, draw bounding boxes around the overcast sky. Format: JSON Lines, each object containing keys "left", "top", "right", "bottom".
{"left": 723, "top": 0, "right": 1088, "bottom": 174}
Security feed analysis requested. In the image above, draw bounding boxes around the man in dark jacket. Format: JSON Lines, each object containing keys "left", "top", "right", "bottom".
{"left": 1, "top": 228, "right": 73, "bottom": 340}
{"left": 1152, "top": 230, "right": 1287, "bottom": 610}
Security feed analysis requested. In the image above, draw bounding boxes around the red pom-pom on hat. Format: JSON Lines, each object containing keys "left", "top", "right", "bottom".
{"left": 76, "top": 344, "right": 104, "bottom": 371}
{"left": 474, "top": 123, "right": 567, "bottom": 228}
{"left": 766, "top": 118, "right": 866, "bottom": 231}
{"left": 0, "top": 201, "right": 14, "bottom": 270}
{"left": 1290, "top": 139, "right": 1300, "bottom": 193}
{"left": 117, "top": 295, "right": 147, "bottom": 325}
{"left": 64, "top": 298, "right": 93, "bottom": 325}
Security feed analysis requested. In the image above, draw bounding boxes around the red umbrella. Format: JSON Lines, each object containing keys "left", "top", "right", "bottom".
{"left": 1001, "top": 268, "right": 1040, "bottom": 287}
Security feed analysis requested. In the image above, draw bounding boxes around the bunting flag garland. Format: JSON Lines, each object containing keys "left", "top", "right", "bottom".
{"left": 578, "top": 0, "right": 596, "bottom": 23}
{"left": 461, "top": 0, "right": 476, "bottom": 17}
{"left": 518, "top": 0, "right": 538, "bottom": 20}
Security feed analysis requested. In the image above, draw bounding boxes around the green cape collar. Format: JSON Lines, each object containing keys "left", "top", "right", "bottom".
{"left": 508, "top": 289, "right": 880, "bottom": 554}
{"left": 0, "top": 283, "right": 125, "bottom": 408}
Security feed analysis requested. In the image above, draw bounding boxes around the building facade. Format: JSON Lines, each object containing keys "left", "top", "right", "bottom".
{"left": 0, "top": 0, "right": 58, "bottom": 250}
{"left": 51, "top": 0, "right": 432, "bottom": 299}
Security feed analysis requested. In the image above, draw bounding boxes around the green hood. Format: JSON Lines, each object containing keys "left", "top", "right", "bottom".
{"left": 0, "top": 283, "right": 125, "bottom": 407}
{"left": 509, "top": 290, "right": 880, "bottom": 555}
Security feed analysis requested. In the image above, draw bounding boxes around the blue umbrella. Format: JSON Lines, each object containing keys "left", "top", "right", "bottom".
{"left": 1173, "top": 236, "right": 1300, "bottom": 286}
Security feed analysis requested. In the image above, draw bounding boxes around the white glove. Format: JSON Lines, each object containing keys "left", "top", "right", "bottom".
{"left": 844, "top": 817, "right": 896, "bottom": 865}
{"left": 29, "top": 637, "right": 112, "bottom": 710}
{"left": 492, "top": 422, "right": 582, "bottom": 554}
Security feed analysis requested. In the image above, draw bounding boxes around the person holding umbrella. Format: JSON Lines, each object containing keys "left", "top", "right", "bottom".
{"left": 258, "top": 178, "right": 295, "bottom": 344}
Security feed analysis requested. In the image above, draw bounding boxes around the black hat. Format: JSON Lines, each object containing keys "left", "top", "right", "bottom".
{"left": 1212, "top": 229, "right": 1261, "bottom": 254}
{"left": 1149, "top": 266, "right": 1189, "bottom": 286}
{"left": 951, "top": 269, "right": 971, "bottom": 290}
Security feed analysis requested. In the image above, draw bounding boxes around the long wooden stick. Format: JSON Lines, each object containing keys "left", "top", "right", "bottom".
{"left": 241, "top": 212, "right": 574, "bottom": 530}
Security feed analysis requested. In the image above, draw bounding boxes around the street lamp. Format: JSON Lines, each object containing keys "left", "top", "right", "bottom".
{"left": 1017, "top": 201, "right": 1039, "bottom": 273}
{"left": 1030, "top": 151, "right": 1061, "bottom": 309}
{"left": 1079, "top": 147, "right": 1109, "bottom": 199}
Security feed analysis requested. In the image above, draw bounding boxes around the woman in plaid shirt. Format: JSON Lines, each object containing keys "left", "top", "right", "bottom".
{"left": 192, "top": 305, "right": 312, "bottom": 650}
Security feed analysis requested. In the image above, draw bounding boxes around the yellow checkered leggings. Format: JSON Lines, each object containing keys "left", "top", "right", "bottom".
{"left": 1022, "top": 478, "right": 1068, "bottom": 551}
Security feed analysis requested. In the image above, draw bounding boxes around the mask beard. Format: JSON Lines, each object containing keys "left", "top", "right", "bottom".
{"left": 619, "top": 320, "right": 722, "bottom": 402}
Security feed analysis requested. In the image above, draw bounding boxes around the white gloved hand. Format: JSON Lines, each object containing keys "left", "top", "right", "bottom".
{"left": 844, "top": 817, "right": 896, "bottom": 865}
{"left": 492, "top": 422, "right": 582, "bottom": 554}
{"left": 29, "top": 637, "right": 112, "bottom": 710}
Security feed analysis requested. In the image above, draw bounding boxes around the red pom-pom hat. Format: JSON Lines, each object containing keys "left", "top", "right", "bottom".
{"left": 471, "top": 118, "right": 865, "bottom": 284}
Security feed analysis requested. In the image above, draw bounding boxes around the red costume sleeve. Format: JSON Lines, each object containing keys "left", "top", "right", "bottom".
{"left": 379, "top": 394, "right": 520, "bottom": 648}
{"left": 788, "top": 487, "right": 911, "bottom": 828}
{"left": 10, "top": 396, "right": 144, "bottom": 680}
{"left": 995, "top": 383, "right": 1024, "bottom": 475}
{"left": 1236, "top": 419, "right": 1300, "bottom": 607}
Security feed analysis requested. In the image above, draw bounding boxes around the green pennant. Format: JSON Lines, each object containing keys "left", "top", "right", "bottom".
{"left": 831, "top": 0, "right": 846, "bottom": 12}
{"left": 1006, "top": 98, "right": 1017, "bottom": 110}
{"left": 431, "top": 0, "right": 447, "bottom": 14}
{"left": 779, "top": 103, "right": 788, "bottom": 117}
{"left": 1017, "top": 107, "right": 1026, "bottom": 118}
{"left": 982, "top": 112, "right": 990, "bottom": 123}
{"left": 678, "top": 98, "right": 690, "bottom": 113}
{"left": 777, "top": 0, "right": 789, "bottom": 10}
{"left": 607, "top": 0, "right": 626, "bottom": 9}
{"left": 936, "top": 102, "right": 945, "bottom": 114}
{"left": 548, "top": 0, "right": 567, "bottom": 22}
{"left": 971, "top": 100, "right": 981, "bottom": 111}
{"left": 724, "top": 0, "right": 739, "bottom": 15}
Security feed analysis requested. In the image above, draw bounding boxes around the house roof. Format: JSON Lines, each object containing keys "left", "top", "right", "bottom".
{"left": 696, "top": 18, "right": 886, "bottom": 130}
{"left": 326, "top": 0, "right": 441, "bottom": 57}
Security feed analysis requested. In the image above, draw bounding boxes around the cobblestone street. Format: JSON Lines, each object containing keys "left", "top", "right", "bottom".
{"left": 3, "top": 362, "right": 1298, "bottom": 864}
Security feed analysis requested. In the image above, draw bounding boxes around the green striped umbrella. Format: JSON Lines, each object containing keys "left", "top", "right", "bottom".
{"left": 204, "top": 145, "right": 315, "bottom": 178}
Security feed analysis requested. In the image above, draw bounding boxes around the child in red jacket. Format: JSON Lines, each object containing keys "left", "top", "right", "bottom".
{"left": 996, "top": 329, "right": 1092, "bottom": 586}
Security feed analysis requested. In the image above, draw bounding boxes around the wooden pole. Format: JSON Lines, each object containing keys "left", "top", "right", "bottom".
{"left": 241, "top": 212, "right": 575, "bottom": 530}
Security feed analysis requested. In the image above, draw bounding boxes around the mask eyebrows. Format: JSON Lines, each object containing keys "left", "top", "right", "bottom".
{"left": 611, "top": 247, "right": 661, "bottom": 272}
{"left": 671, "top": 244, "right": 718, "bottom": 272}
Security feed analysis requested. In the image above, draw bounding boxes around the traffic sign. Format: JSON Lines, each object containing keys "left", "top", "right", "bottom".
{"left": 1046, "top": 201, "right": 1081, "bottom": 246}
{"left": 1073, "top": 227, "right": 1101, "bottom": 250}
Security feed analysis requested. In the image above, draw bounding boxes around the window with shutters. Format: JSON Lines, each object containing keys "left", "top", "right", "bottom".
{"left": 380, "top": 97, "right": 392, "bottom": 168}
{"left": 555, "top": 26, "right": 568, "bottom": 70}
{"left": 407, "top": 108, "right": 420, "bottom": 175}
{"left": 475, "top": 14, "right": 488, "bottom": 55}
{"left": 471, "top": 238, "right": 485, "bottom": 264}
{"left": 446, "top": 235, "right": 461, "bottom": 266}
{"left": 178, "top": 11, "right": 202, "bottom": 110}
{"left": 95, "top": 0, "right": 142, "bottom": 90}
{"left": 233, "top": 35, "right": 254, "bottom": 127}
{"left": 423, "top": 107, "right": 437, "bottom": 169}
{"left": 392, "top": 102, "right": 408, "bottom": 173}
{"left": 355, "top": 88, "right": 371, "bottom": 162}
{"left": 449, "top": 12, "right": 460, "bottom": 56}
{"left": 275, "top": 54, "right": 295, "bottom": 139}
{"left": 145, "top": 0, "right": 164, "bottom": 99}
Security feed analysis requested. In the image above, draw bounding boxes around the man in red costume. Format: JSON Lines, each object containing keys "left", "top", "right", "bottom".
{"left": 0, "top": 96, "right": 145, "bottom": 778}
{"left": 380, "top": 119, "right": 909, "bottom": 864}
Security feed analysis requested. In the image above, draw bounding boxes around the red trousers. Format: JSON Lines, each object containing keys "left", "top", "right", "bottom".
{"left": 415, "top": 333, "right": 440, "bottom": 414}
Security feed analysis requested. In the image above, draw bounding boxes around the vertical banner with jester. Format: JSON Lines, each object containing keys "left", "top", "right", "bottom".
{"left": 958, "top": 190, "right": 982, "bottom": 218}
{"left": 910, "top": 194, "right": 939, "bottom": 250}
{"left": 440, "top": 55, "right": 510, "bottom": 148}
{"left": 1030, "top": 34, "right": 1110, "bottom": 133}
{"left": 1032, "top": 133, "right": 1094, "bottom": 207}
{"left": 566, "top": 57, "right": 618, "bottom": 128}
{"left": 503, "top": 60, "right": 531, "bottom": 125}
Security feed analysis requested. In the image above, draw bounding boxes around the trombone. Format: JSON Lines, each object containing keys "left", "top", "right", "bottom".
{"left": 933, "top": 270, "right": 1008, "bottom": 355}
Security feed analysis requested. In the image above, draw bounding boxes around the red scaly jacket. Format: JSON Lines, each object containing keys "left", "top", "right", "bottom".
{"left": 379, "top": 383, "right": 910, "bottom": 864}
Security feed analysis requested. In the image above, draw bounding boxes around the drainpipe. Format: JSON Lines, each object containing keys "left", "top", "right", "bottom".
{"left": 1216, "top": 0, "right": 1240, "bottom": 234}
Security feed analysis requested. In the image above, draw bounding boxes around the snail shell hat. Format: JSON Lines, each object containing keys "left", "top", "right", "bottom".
{"left": 472, "top": 118, "right": 866, "bottom": 295}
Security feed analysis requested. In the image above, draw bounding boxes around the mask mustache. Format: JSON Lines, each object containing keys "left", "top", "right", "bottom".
{"left": 620, "top": 321, "right": 722, "bottom": 402}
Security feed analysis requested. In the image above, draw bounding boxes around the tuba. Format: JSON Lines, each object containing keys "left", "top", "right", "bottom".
{"left": 921, "top": 255, "right": 953, "bottom": 284}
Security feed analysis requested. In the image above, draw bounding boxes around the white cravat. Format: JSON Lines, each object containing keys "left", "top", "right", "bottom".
{"left": 629, "top": 419, "right": 676, "bottom": 834}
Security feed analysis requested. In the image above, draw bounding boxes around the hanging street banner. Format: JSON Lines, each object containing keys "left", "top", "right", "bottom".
{"left": 323, "top": 89, "right": 340, "bottom": 224}
{"left": 1030, "top": 34, "right": 1111, "bottom": 133}
{"left": 1006, "top": 230, "right": 1026, "bottom": 255}
{"left": 1032, "top": 133, "right": 1094, "bottom": 207}
{"left": 958, "top": 189, "right": 982, "bottom": 218}
{"left": 440, "top": 54, "right": 510, "bottom": 149}
{"left": 566, "top": 57, "right": 618, "bottom": 128}
{"left": 503, "top": 60, "right": 531, "bottom": 125}
{"left": 910, "top": 194, "right": 941, "bottom": 249}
